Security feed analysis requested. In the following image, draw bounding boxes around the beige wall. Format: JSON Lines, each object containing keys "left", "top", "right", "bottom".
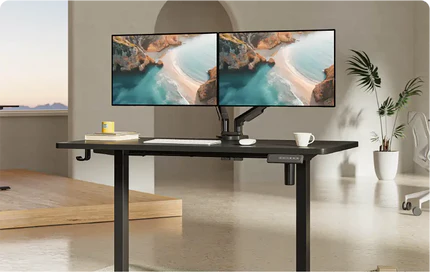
{"left": 227, "top": 1, "right": 425, "bottom": 182}
{"left": 0, "top": 115, "right": 68, "bottom": 176}
{"left": 412, "top": 1, "right": 429, "bottom": 175}
{"left": 68, "top": 1, "right": 165, "bottom": 192}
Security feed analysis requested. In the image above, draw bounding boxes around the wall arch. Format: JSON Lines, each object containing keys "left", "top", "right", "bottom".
{"left": 154, "top": 1, "right": 233, "bottom": 33}
{"left": 154, "top": 1, "right": 234, "bottom": 184}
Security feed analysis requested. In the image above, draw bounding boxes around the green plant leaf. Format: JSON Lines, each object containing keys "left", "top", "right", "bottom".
{"left": 378, "top": 97, "right": 396, "bottom": 116}
{"left": 346, "top": 62, "right": 367, "bottom": 73}
{"left": 394, "top": 124, "right": 406, "bottom": 139}
{"left": 395, "top": 77, "right": 423, "bottom": 109}
{"left": 346, "top": 49, "right": 381, "bottom": 92}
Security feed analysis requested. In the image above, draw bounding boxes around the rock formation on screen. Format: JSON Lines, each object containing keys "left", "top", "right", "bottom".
{"left": 268, "top": 58, "right": 276, "bottom": 65}
{"left": 196, "top": 67, "right": 217, "bottom": 105}
{"left": 218, "top": 32, "right": 296, "bottom": 71}
{"left": 112, "top": 35, "right": 180, "bottom": 73}
{"left": 218, "top": 34, "right": 267, "bottom": 71}
{"left": 146, "top": 35, "right": 182, "bottom": 52}
{"left": 312, "top": 65, "right": 335, "bottom": 106}
{"left": 256, "top": 32, "right": 296, "bottom": 49}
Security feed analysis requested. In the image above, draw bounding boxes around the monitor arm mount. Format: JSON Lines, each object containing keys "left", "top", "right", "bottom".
{"left": 216, "top": 106, "right": 267, "bottom": 141}
{"left": 217, "top": 106, "right": 230, "bottom": 135}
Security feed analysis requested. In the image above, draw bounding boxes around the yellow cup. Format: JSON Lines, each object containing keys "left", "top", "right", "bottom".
{"left": 102, "top": 121, "right": 115, "bottom": 133}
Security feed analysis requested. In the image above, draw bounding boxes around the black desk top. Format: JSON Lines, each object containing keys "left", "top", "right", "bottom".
{"left": 57, "top": 138, "right": 358, "bottom": 158}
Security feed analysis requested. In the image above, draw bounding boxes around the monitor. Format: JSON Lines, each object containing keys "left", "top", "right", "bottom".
{"left": 218, "top": 29, "right": 335, "bottom": 107}
{"left": 112, "top": 33, "right": 217, "bottom": 106}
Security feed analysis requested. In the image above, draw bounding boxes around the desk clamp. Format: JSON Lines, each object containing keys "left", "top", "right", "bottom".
{"left": 76, "top": 149, "right": 92, "bottom": 161}
{"left": 267, "top": 154, "right": 304, "bottom": 186}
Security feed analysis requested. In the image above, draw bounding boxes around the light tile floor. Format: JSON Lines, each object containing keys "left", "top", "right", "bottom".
{"left": 0, "top": 174, "right": 428, "bottom": 271}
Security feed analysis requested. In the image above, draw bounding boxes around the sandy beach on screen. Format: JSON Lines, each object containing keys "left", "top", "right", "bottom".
{"left": 272, "top": 45, "right": 317, "bottom": 105}
{"left": 160, "top": 49, "right": 203, "bottom": 104}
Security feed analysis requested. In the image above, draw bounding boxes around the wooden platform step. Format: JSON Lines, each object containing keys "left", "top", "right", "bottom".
{"left": 0, "top": 169, "right": 182, "bottom": 229}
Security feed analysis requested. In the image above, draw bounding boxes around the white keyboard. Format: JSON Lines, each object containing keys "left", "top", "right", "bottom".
{"left": 143, "top": 139, "right": 221, "bottom": 146}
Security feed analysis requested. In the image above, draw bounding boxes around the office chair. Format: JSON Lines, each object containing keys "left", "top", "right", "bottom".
{"left": 401, "top": 111, "right": 429, "bottom": 216}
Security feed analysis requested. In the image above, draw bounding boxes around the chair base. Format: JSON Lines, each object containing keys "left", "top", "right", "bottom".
{"left": 403, "top": 190, "right": 429, "bottom": 216}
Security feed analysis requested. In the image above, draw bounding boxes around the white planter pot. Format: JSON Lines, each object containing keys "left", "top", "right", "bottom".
{"left": 373, "top": 151, "right": 399, "bottom": 180}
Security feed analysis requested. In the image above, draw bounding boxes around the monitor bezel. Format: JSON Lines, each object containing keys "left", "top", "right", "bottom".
{"left": 217, "top": 28, "right": 336, "bottom": 108}
{"left": 111, "top": 31, "right": 219, "bottom": 107}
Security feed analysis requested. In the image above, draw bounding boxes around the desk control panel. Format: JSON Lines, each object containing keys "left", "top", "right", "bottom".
{"left": 267, "top": 154, "right": 304, "bottom": 186}
{"left": 267, "top": 154, "right": 304, "bottom": 164}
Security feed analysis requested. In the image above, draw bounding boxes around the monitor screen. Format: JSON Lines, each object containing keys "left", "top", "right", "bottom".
{"left": 112, "top": 33, "right": 217, "bottom": 106}
{"left": 218, "top": 30, "right": 335, "bottom": 107}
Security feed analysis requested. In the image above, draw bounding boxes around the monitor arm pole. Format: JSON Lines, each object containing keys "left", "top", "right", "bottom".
{"left": 217, "top": 106, "right": 267, "bottom": 141}
{"left": 216, "top": 106, "right": 230, "bottom": 134}
{"left": 234, "top": 106, "right": 267, "bottom": 136}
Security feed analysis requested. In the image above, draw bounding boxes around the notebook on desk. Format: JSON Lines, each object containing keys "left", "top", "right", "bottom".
{"left": 85, "top": 132, "right": 139, "bottom": 141}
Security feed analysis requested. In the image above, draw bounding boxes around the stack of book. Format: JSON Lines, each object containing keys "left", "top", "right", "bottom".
{"left": 85, "top": 131, "right": 139, "bottom": 141}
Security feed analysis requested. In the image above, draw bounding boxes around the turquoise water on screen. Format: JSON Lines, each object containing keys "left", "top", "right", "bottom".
{"left": 288, "top": 31, "right": 334, "bottom": 83}
{"left": 219, "top": 65, "right": 303, "bottom": 106}
{"left": 113, "top": 34, "right": 216, "bottom": 105}
{"left": 219, "top": 31, "right": 334, "bottom": 106}
{"left": 113, "top": 66, "right": 187, "bottom": 105}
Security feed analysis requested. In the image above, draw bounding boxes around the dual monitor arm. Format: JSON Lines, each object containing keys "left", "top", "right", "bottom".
{"left": 216, "top": 106, "right": 296, "bottom": 186}
{"left": 216, "top": 106, "right": 267, "bottom": 141}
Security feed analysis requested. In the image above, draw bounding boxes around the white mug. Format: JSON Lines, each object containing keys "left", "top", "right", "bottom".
{"left": 294, "top": 132, "right": 315, "bottom": 147}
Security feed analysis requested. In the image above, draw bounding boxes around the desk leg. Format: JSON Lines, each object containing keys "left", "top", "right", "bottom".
{"left": 114, "top": 150, "right": 129, "bottom": 272}
{"left": 296, "top": 159, "right": 310, "bottom": 271}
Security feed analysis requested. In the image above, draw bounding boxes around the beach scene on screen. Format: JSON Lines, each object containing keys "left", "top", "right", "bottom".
{"left": 218, "top": 31, "right": 335, "bottom": 106}
{"left": 112, "top": 34, "right": 217, "bottom": 105}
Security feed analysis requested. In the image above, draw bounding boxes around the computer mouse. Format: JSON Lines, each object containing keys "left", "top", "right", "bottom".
{"left": 239, "top": 139, "right": 257, "bottom": 146}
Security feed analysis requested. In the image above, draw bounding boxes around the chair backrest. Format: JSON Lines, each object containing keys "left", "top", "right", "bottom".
{"left": 407, "top": 111, "right": 430, "bottom": 171}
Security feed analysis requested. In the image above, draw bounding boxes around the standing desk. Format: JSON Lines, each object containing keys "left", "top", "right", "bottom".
{"left": 56, "top": 138, "right": 358, "bottom": 271}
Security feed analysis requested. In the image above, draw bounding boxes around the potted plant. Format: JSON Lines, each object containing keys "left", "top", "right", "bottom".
{"left": 347, "top": 50, "right": 423, "bottom": 180}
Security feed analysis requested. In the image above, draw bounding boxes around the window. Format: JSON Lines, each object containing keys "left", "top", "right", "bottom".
{"left": 0, "top": 1, "right": 68, "bottom": 111}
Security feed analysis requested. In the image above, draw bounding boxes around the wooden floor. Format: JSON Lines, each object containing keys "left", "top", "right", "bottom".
{"left": 0, "top": 169, "right": 182, "bottom": 229}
